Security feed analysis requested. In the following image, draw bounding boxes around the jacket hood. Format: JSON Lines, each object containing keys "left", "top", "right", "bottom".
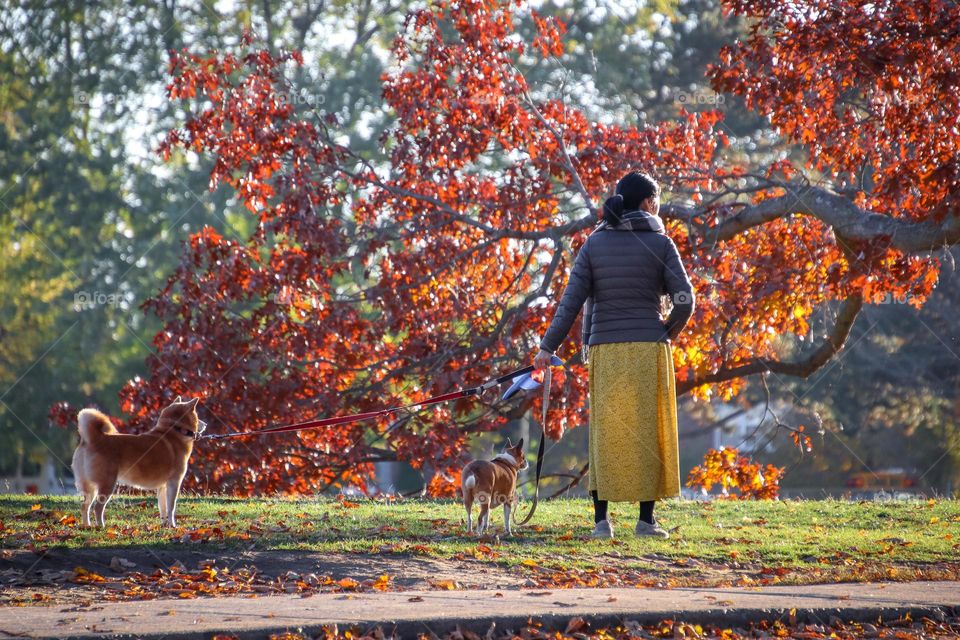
{"left": 596, "top": 209, "right": 665, "bottom": 233}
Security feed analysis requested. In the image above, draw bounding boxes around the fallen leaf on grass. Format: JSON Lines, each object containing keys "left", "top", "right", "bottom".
{"left": 472, "top": 544, "right": 499, "bottom": 559}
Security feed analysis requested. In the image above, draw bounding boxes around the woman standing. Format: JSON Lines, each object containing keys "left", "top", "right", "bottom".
{"left": 534, "top": 172, "right": 695, "bottom": 539}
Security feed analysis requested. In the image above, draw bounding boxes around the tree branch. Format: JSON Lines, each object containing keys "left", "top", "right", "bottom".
{"left": 678, "top": 293, "right": 864, "bottom": 394}
{"left": 687, "top": 186, "right": 960, "bottom": 252}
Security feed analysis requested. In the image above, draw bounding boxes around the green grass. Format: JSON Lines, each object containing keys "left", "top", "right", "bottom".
{"left": 4, "top": 495, "right": 959, "bottom": 570}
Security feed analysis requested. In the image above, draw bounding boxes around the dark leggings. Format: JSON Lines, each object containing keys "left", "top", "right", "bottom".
{"left": 592, "top": 490, "right": 655, "bottom": 525}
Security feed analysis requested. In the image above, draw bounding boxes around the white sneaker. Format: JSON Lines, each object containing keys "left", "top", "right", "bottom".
{"left": 591, "top": 519, "right": 614, "bottom": 539}
{"left": 635, "top": 519, "right": 669, "bottom": 539}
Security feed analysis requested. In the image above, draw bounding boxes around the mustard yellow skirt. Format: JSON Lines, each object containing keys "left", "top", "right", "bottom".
{"left": 587, "top": 341, "right": 681, "bottom": 502}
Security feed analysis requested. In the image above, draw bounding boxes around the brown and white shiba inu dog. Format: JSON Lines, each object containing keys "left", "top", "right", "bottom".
{"left": 71, "top": 396, "right": 206, "bottom": 527}
{"left": 461, "top": 438, "right": 528, "bottom": 536}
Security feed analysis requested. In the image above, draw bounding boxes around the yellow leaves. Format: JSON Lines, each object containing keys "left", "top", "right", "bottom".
{"left": 30, "top": 504, "right": 41, "bottom": 512}
{"left": 430, "top": 579, "right": 458, "bottom": 590}
{"left": 73, "top": 566, "right": 106, "bottom": 583}
{"left": 686, "top": 447, "right": 784, "bottom": 499}
{"left": 372, "top": 574, "right": 390, "bottom": 592}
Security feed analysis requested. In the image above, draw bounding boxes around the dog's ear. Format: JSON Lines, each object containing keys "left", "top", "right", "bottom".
{"left": 185, "top": 397, "right": 199, "bottom": 409}
{"left": 515, "top": 438, "right": 524, "bottom": 450}
{"left": 174, "top": 395, "right": 183, "bottom": 403}
{"left": 504, "top": 437, "right": 513, "bottom": 449}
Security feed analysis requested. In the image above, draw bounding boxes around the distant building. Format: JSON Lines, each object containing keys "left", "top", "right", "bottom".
{"left": 0, "top": 458, "right": 71, "bottom": 495}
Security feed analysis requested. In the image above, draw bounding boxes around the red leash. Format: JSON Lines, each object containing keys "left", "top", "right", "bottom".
{"left": 200, "top": 365, "right": 537, "bottom": 441}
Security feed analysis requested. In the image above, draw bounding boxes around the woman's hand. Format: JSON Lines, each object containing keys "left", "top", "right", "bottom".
{"left": 533, "top": 349, "right": 553, "bottom": 371}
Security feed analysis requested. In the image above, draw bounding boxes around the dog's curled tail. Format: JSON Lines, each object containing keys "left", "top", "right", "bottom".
{"left": 462, "top": 474, "right": 477, "bottom": 493}
{"left": 77, "top": 408, "right": 118, "bottom": 445}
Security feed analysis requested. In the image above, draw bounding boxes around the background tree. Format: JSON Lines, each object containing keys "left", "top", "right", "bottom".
{"left": 752, "top": 249, "right": 960, "bottom": 496}
{"left": 0, "top": 0, "right": 404, "bottom": 482}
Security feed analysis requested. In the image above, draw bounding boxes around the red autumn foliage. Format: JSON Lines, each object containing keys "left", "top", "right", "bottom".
{"left": 92, "top": 0, "right": 957, "bottom": 495}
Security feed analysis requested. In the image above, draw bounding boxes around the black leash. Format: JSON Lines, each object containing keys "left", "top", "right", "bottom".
{"left": 513, "top": 365, "right": 552, "bottom": 526}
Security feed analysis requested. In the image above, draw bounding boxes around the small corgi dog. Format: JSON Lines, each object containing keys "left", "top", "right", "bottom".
{"left": 71, "top": 396, "right": 206, "bottom": 527}
{"left": 461, "top": 438, "right": 528, "bottom": 536}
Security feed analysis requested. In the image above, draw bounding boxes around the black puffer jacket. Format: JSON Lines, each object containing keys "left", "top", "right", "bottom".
{"left": 539, "top": 210, "right": 695, "bottom": 354}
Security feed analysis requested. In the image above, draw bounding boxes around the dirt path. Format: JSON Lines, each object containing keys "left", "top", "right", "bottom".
{"left": 2, "top": 581, "right": 959, "bottom": 639}
{"left": 6, "top": 546, "right": 960, "bottom": 608}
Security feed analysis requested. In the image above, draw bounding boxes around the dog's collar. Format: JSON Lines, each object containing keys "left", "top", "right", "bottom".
{"left": 174, "top": 425, "right": 197, "bottom": 439}
{"left": 493, "top": 452, "right": 519, "bottom": 467}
